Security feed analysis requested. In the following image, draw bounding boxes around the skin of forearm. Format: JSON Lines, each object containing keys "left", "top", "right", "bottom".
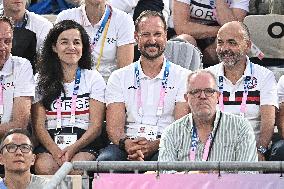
{"left": 215, "top": 0, "right": 238, "bottom": 25}
{"left": 175, "top": 22, "right": 220, "bottom": 39}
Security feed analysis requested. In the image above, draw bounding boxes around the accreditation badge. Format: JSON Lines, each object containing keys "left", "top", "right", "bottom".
{"left": 55, "top": 133, "right": 77, "bottom": 150}
{"left": 136, "top": 124, "right": 158, "bottom": 141}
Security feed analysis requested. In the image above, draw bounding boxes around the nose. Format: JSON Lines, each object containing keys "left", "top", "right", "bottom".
{"left": 199, "top": 90, "right": 207, "bottom": 99}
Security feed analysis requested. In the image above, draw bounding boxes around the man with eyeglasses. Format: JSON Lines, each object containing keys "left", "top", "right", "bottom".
{"left": 97, "top": 10, "right": 190, "bottom": 162}
{"left": 0, "top": 128, "right": 48, "bottom": 188}
{"left": 206, "top": 21, "right": 278, "bottom": 161}
{"left": 159, "top": 70, "right": 257, "bottom": 163}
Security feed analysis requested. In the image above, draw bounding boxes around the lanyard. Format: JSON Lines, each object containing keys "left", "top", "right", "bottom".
{"left": 189, "top": 112, "right": 222, "bottom": 161}
{"left": 0, "top": 76, "right": 4, "bottom": 115}
{"left": 134, "top": 60, "right": 170, "bottom": 117}
{"left": 56, "top": 68, "right": 81, "bottom": 130}
{"left": 0, "top": 179, "right": 7, "bottom": 189}
{"left": 92, "top": 5, "right": 113, "bottom": 70}
{"left": 92, "top": 5, "right": 112, "bottom": 47}
{"left": 218, "top": 62, "right": 253, "bottom": 116}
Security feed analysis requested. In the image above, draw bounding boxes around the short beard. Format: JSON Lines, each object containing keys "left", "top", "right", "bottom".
{"left": 139, "top": 44, "right": 165, "bottom": 60}
{"left": 217, "top": 50, "right": 245, "bottom": 67}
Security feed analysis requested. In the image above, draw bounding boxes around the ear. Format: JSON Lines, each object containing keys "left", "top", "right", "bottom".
{"left": 52, "top": 45, "right": 57, "bottom": 54}
{"left": 31, "top": 154, "right": 36, "bottom": 166}
{"left": 134, "top": 31, "right": 139, "bottom": 43}
{"left": 245, "top": 40, "right": 252, "bottom": 54}
{"left": 0, "top": 154, "right": 4, "bottom": 165}
{"left": 184, "top": 93, "right": 189, "bottom": 102}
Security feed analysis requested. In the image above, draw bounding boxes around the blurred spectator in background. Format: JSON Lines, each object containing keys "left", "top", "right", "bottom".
{"left": 172, "top": 0, "right": 249, "bottom": 68}
{"left": 269, "top": 0, "right": 284, "bottom": 14}
{"left": 28, "top": 0, "right": 81, "bottom": 15}
{"left": 56, "top": 0, "right": 135, "bottom": 81}
{"left": 1, "top": 0, "right": 53, "bottom": 73}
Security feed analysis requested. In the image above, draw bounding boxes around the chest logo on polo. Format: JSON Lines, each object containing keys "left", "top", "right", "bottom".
{"left": 247, "top": 77, "right": 258, "bottom": 89}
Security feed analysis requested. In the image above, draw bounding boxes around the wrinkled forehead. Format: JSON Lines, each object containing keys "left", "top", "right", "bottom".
{"left": 0, "top": 22, "right": 13, "bottom": 36}
{"left": 217, "top": 24, "right": 245, "bottom": 40}
{"left": 188, "top": 72, "right": 217, "bottom": 90}
{"left": 2, "top": 134, "right": 31, "bottom": 146}
{"left": 138, "top": 16, "right": 165, "bottom": 32}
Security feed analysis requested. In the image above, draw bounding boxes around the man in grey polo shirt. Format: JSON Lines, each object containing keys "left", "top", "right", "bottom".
{"left": 159, "top": 70, "right": 257, "bottom": 162}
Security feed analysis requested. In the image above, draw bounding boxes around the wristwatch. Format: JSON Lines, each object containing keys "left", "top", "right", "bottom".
{"left": 257, "top": 146, "right": 268, "bottom": 154}
{"left": 118, "top": 137, "right": 128, "bottom": 151}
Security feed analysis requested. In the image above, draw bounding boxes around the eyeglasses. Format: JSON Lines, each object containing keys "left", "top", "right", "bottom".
{"left": 1, "top": 143, "right": 33, "bottom": 153}
{"left": 187, "top": 88, "right": 218, "bottom": 98}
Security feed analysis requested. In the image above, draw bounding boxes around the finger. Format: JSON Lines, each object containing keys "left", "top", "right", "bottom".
{"left": 127, "top": 153, "right": 139, "bottom": 160}
{"left": 136, "top": 150, "right": 144, "bottom": 159}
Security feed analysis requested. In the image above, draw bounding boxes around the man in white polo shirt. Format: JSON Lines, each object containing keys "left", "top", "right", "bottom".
{"left": 207, "top": 21, "right": 278, "bottom": 161}
{"left": 0, "top": 16, "right": 35, "bottom": 138}
{"left": 56, "top": 0, "right": 135, "bottom": 80}
{"left": 97, "top": 10, "right": 190, "bottom": 161}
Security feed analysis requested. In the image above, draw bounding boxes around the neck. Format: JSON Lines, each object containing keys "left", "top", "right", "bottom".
{"left": 85, "top": 2, "right": 106, "bottom": 25}
{"left": 223, "top": 58, "right": 247, "bottom": 85}
{"left": 62, "top": 64, "right": 78, "bottom": 83}
{"left": 140, "top": 55, "right": 164, "bottom": 79}
{"left": 192, "top": 114, "right": 216, "bottom": 144}
{"left": 4, "top": 171, "right": 31, "bottom": 189}
{"left": 4, "top": 10, "right": 25, "bottom": 23}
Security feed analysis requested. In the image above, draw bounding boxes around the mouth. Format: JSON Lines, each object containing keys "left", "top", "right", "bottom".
{"left": 13, "top": 160, "right": 25, "bottom": 163}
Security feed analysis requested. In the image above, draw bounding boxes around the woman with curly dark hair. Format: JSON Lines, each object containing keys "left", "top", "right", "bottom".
{"left": 32, "top": 20, "right": 106, "bottom": 175}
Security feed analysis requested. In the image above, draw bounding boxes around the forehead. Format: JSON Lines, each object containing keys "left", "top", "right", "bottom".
{"left": 217, "top": 24, "right": 245, "bottom": 41}
{"left": 0, "top": 21, "right": 13, "bottom": 37}
{"left": 188, "top": 73, "right": 216, "bottom": 89}
{"left": 57, "top": 29, "right": 81, "bottom": 40}
{"left": 3, "top": 133, "right": 31, "bottom": 145}
{"left": 138, "top": 16, "right": 165, "bottom": 33}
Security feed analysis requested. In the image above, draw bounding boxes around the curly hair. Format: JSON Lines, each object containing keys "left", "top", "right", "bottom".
{"left": 37, "top": 20, "right": 93, "bottom": 110}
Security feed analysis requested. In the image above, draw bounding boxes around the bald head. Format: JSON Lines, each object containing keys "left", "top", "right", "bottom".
{"left": 218, "top": 21, "right": 250, "bottom": 42}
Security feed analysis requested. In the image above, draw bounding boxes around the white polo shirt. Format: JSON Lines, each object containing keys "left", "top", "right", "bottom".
{"left": 25, "top": 10, "right": 53, "bottom": 52}
{"left": 277, "top": 75, "right": 284, "bottom": 103}
{"left": 0, "top": 55, "right": 35, "bottom": 123}
{"left": 106, "top": 58, "right": 190, "bottom": 138}
{"left": 56, "top": 4, "right": 135, "bottom": 79}
{"left": 176, "top": 0, "right": 249, "bottom": 25}
{"left": 207, "top": 57, "right": 278, "bottom": 141}
{"left": 35, "top": 69, "right": 106, "bottom": 131}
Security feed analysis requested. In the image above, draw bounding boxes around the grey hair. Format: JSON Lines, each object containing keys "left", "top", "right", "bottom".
{"left": 187, "top": 70, "right": 218, "bottom": 92}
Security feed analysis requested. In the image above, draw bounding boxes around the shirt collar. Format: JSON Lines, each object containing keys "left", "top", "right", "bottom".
{"left": 137, "top": 58, "right": 167, "bottom": 80}
{"left": 80, "top": 4, "right": 108, "bottom": 27}
{"left": 0, "top": 55, "right": 13, "bottom": 76}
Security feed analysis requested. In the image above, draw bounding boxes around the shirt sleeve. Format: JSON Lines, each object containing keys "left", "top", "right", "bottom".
{"left": 89, "top": 70, "right": 106, "bottom": 103}
{"left": 105, "top": 70, "right": 125, "bottom": 105}
{"left": 175, "top": 0, "right": 191, "bottom": 5}
{"left": 260, "top": 70, "right": 278, "bottom": 108}
{"left": 108, "top": 0, "right": 139, "bottom": 13}
{"left": 230, "top": 0, "right": 249, "bottom": 12}
{"left": 175, "top": 69, "right": 190, "bottom": 102}
{"left": 278, "top": 75, "right": 284, "bottom": 103}
{"left": 114, "top": 10, "right": 135, "bottom": 47}
{"left": 14, "top": 59, "right": 35, "bottom": 98}
{"left": 236, "top": 118, "right": 258, "bottom": 162}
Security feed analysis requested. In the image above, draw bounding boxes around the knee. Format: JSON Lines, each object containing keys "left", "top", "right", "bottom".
{"left": 35, "top": 154, "right": 59, "bottom": 175}
{"left": 270, "top": 140, "right": 284, "bottom": 161}
{"left": 175, "top": 34, "right": 197, "bottom": 46}
{"left": 97, "top": 145, "right": 127, "bottom": 161}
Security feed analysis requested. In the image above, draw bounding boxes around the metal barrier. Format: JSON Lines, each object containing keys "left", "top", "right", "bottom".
{"left": 43, "top": 161, "right": 284, "bottom": 189}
